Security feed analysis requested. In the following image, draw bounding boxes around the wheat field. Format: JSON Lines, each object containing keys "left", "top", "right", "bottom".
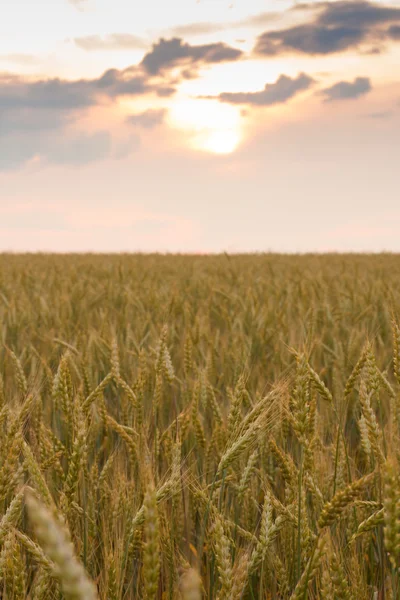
{"left": 1, "top": 253, "right": 400, "bottom": 599}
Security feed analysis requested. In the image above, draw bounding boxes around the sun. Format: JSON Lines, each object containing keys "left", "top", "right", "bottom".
{"left": 167, "top": 98, "right": 242, "bottom": 155}
{"left": 193, "top": 129, "right": 240, "bottom": 154}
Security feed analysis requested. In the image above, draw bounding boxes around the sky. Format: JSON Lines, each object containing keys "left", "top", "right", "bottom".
{"left": 0, "top": 0, "right": 400, "bottom": 253}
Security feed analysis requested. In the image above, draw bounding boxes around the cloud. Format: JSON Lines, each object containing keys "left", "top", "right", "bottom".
{"left": 0, "top": 125, "right": 142, "bottom": 171}
{"left": 0, "top": 54, "right": 40, "bottom": 66}
{"left": 141, "top": 37, "right": 243, "bottom": 75}
{"left": 365, "top": 109, "right": 394, "bottom": 119}
{"left": 254, "top": 1, "right": 400, "bottom": 56}
{"left": 0, "top": 34, "right": 244, "bottom": 136}
{"left": 0, "top": 76, "right": 96, "bottom": 112}
{"left": 0, "top": 65, "right": 173, "bottom": 132}
{"left": 320, "top": 76, "right": 372, "bottom": 101}
{"left": 94, "top": 68, "right": 151, "bottom": 97}
{"left": 0, "top": 36, "right": 242, "bottom": 137}
{"left": 215, "top": 73, "right": 315, "bottom": 106}
{"left": 168, "top": 12, "right": 277, "bottom": 37}
{"left": 112, "top": 134, "right": 141, "bottom": 159}
{"left": 0, "top": 107, "right": 74, "bottom": 135}
{"left": 255, "top": 24, "right": 366, "bottom": 55}
{"left": 241, "top": 12, "right": 282, "bottom": 28}
{"left": 0, "top": 129, "right": 112, "bottom": 171}
{"left": 388, "top": 25, "right": 400, "bottom": 39}
{"left": 155, "top": 86, "right": 176, "bottom": 97}
{"left": 169, "top": 22, "right": 227, "bottom": 37}
{"left": 0, "top": 33, "right": 245, "bottom": 171}
{"left": 0, "top": 63, "right": 173, "bottom": 168}
{"left": 317, "top": 1, "right": 400, "bottom": 29}
{"left": 126, "top": 108, "right": 166, "bottom": 128}
{"left": 0, "top": 134, "right": 41, "bottom": 170}
{"left": 47, "top": 131, "right": 112, "bottom": 165}
{"left": 74, "top": 34, "right": 148, "bottom": 51}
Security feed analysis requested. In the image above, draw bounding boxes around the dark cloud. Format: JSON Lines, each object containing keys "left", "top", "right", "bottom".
{"left": 0, "top": 132, "right": 41, "bottom": 170}
{"left": 0, "top": 126, "right": 141, "bottom": 170}
{"left": 126, "top": 108, "right": 166, "bottom": 128}
{"left": 0, "top": 122, "right": 142, "bottom": 170}
{"left": 74, "top": 34, "right": 148, "bottom": 51}
{"left": 318, "top": 1, "right": 400, "bottom": 28}
{"left": 113, "top": 134, "right": 141, "bottom": 159}
{"left": 0, "top": 76, "right": 96, "bottom": 112}
{"left": 93, "top": 68, "right": 150, "bottom": 96}
{"left": 388, "top": 24, "right": 400, "bottom": 39}
{"left": 0, "top": 34, "right": 244, "bottom": 154}
{"left": 46, "top": 131, "right": 112, "bottom": 165}
{"left": 254, "top": 1, "right": 400, "bottom": 56}
{"left": 0, "top": 129, "right": 112, "bottom": 171}
{"left": 0, "top": 65, "right": 170, "bottom": 117}
{"left": 215, "top": 73, "right": 315, "bottom": 106}
{"left": 0, "top": 107, "right": 74, "bottom": 135}
{"left": 141, "top": 37, "right": 243, "bottom": 75}
{"left": 156, "top": 86, "right": 176, "bottom": 97}
{"left": 0, "top": 37, "right": 242, "bottom": 134}
{"left": 0, "top": 34, "right": 219, "bottom": 171}
{"left": 365, "top": 109, "right": 394, "bottom": 119}
{"left": 362, "top": 45, "right": 382, "bottom": 54}
{"left": 320, "top": 76, "right": 372, "bottom": 101}
{"left": 256, "top": 24, "right": 366, "bottom": 55}
{"left": 0, "top": 32, "right": 239, "bottom": 173}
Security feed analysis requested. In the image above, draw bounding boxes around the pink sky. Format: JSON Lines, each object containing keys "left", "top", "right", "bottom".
{"left": 1, "top": 0, "right": 400, "bottom": 252}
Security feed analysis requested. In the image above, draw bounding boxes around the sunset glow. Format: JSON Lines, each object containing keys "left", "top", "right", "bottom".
{"left": 168, "top": 98, "right": 241, "bottom": 154}
{"left": 0, "top": 0, "right": 399, "bottom": 252}
{"left": 195, "top": 129, "right": 240, "bottom": 154}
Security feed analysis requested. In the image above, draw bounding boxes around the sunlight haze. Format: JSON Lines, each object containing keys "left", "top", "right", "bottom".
{"left": 1, "top": 0, "right": 399, "bottom": 252}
